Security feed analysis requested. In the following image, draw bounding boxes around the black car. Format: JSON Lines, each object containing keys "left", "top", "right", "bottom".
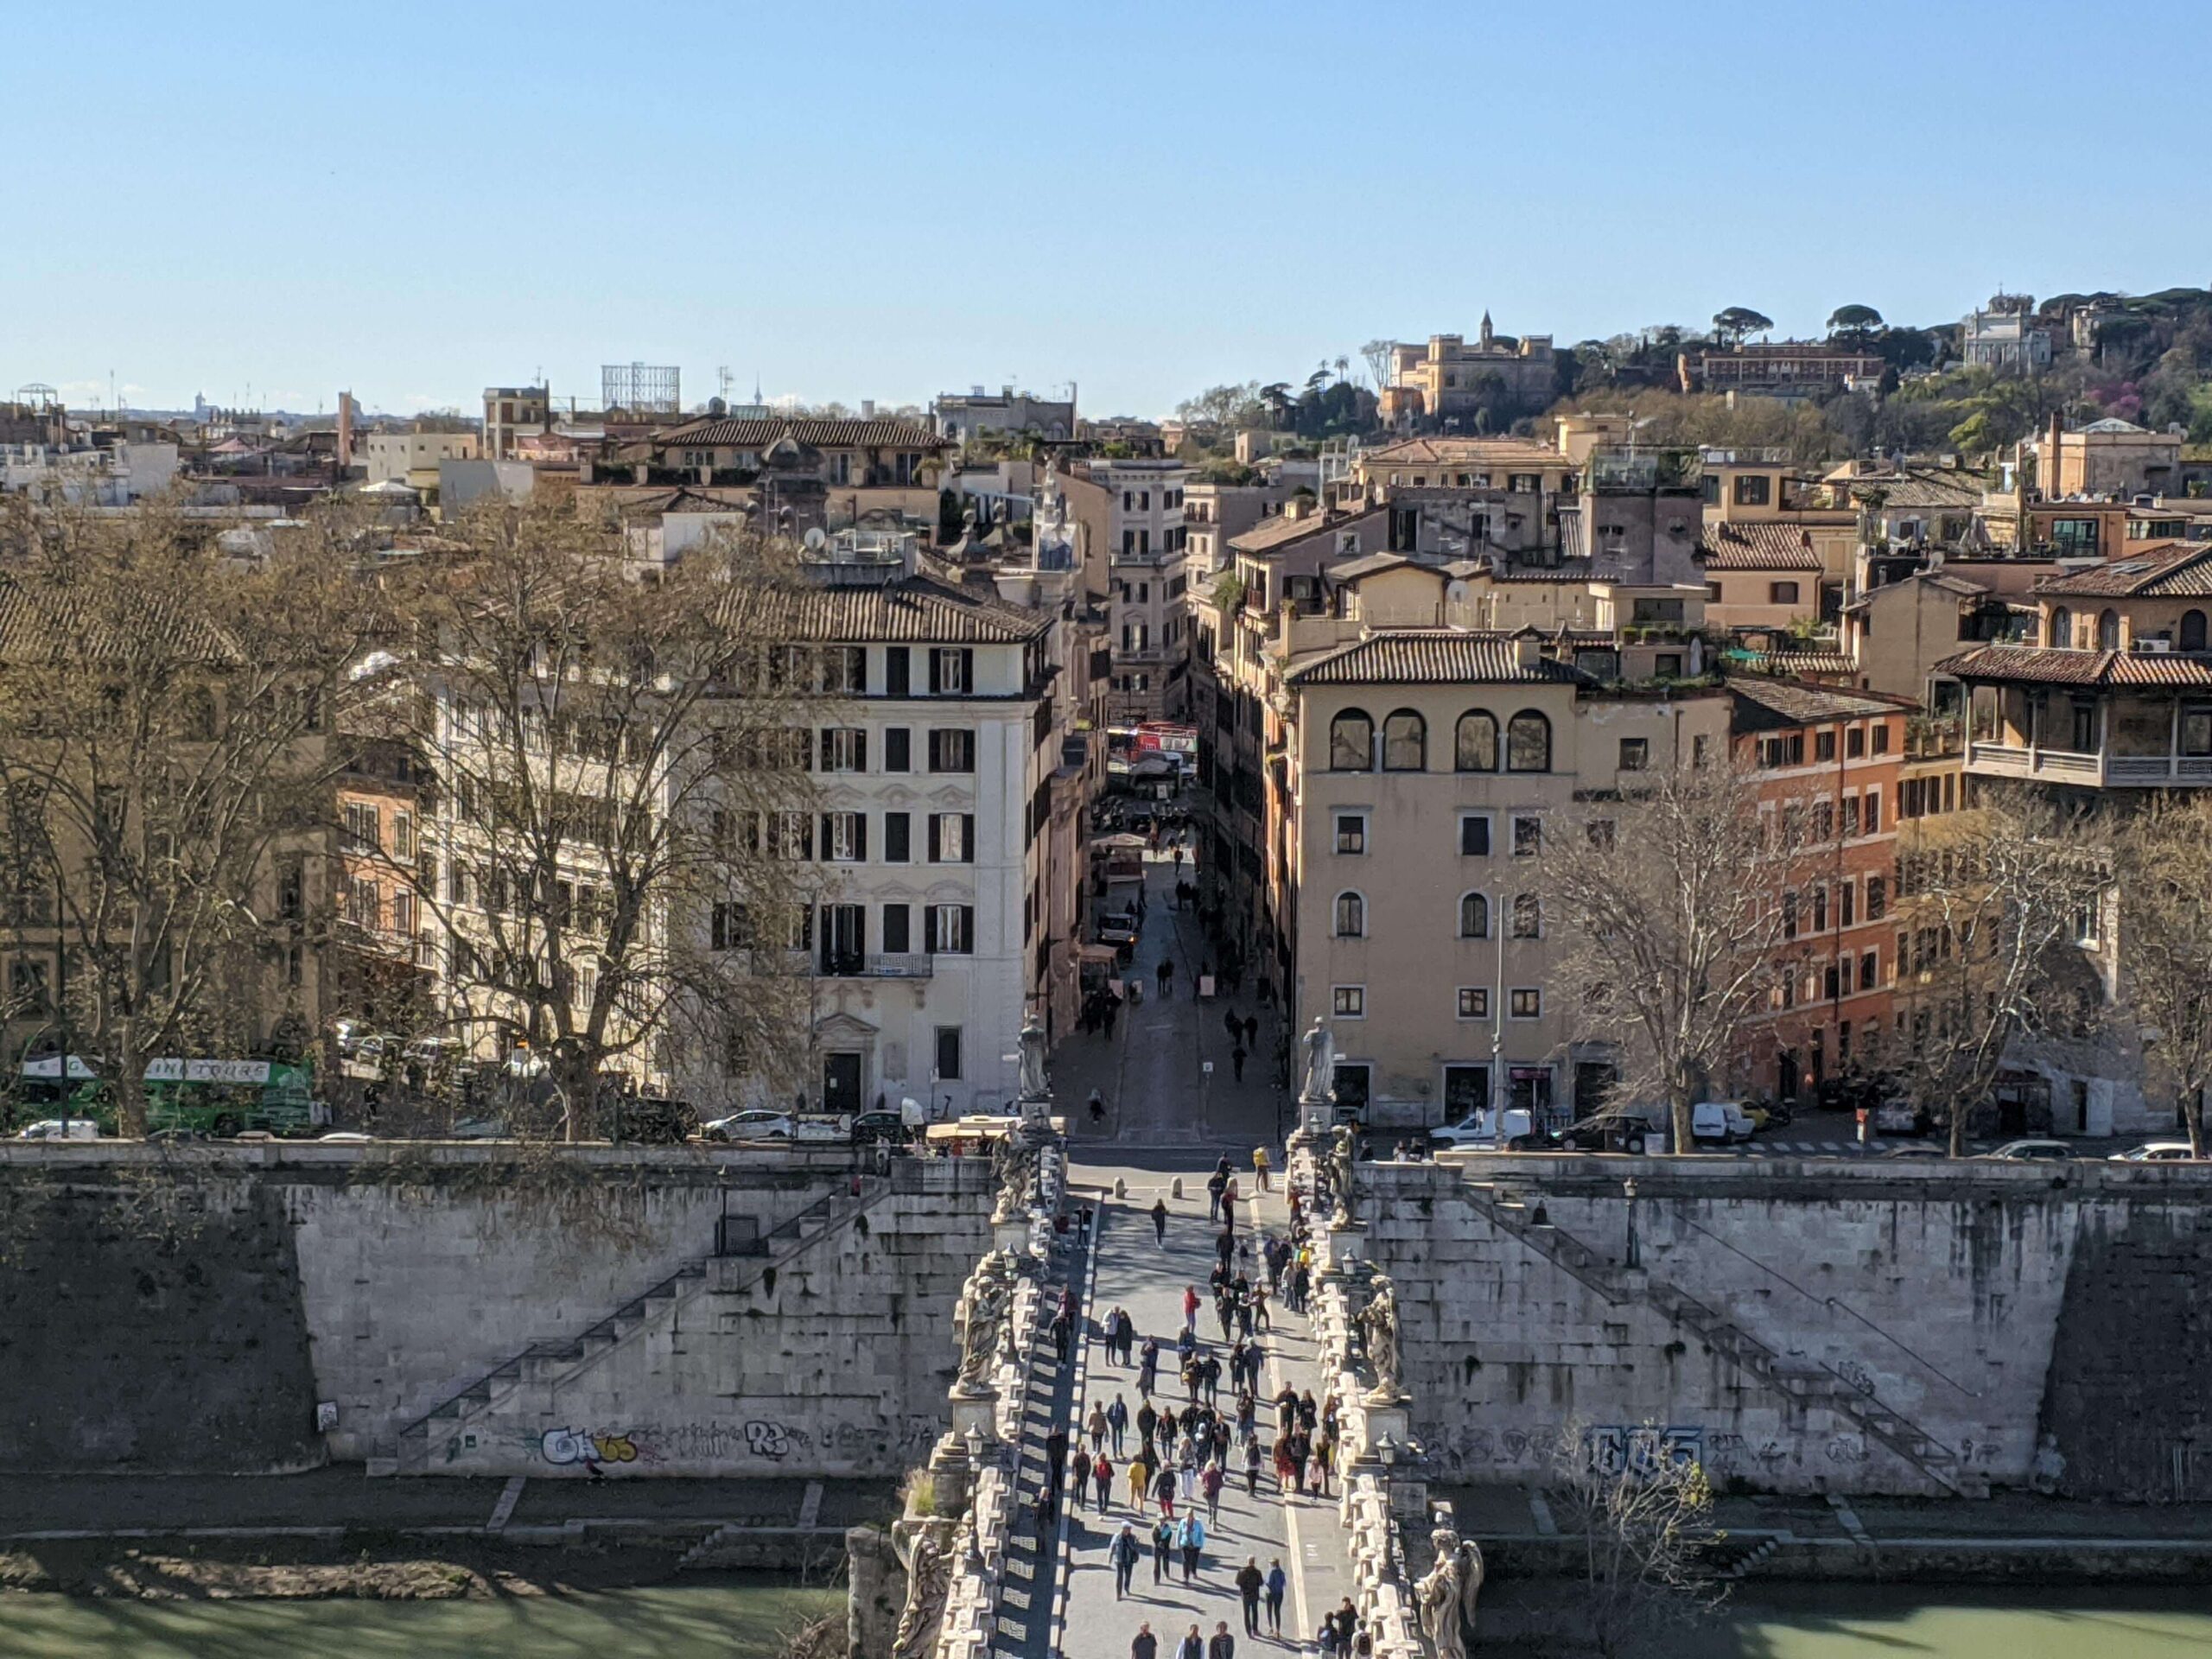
{"left": 850, "top": 1110, "right": 914, "bottom": 1147}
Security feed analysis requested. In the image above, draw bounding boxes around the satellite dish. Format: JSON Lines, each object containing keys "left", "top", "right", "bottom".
{"left": 803, "top": 527, "right": 828, "bottom": 551}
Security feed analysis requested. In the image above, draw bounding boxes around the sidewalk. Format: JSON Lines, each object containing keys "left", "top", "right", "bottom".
{"left": 1038, "top": 1169, "right": 1350, "bottom": 1659}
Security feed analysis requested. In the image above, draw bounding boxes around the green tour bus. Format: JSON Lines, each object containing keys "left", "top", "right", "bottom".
{"left": 18, "top": 1055, "right": 319, "bottom": 1137}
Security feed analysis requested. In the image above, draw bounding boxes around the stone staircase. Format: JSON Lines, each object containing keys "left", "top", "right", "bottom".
{"left": 1463, "top": 1179, "right": 1986, "bottom": 1498}
{"left": 391, "top": 1178, "right": 893, "bottom": 1474}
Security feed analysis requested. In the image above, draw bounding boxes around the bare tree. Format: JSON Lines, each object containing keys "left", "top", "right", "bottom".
{"left": 363, "top": 505, "right": 821, "bottom": 1135}
{"left": 1548, "top": 1420, "right": 1725, "bottom": 1659}
{"left": 2111, "top": 797, "right": 2212, "bottom": 1155}
{"left": 1545, "top": 760, "right": 1806, "bottom": 1153}
{"left": 1890, "top": 785, "right": 2101, "bottom": 1155}
{"left": 0, "top": 498, "right": 372, "bottom": 1134}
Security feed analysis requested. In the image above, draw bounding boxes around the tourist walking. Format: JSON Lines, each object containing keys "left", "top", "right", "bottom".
{"left": 1112, "top": 1523, "right": 1141, "bottom": 1599}
{"left": 1131, "top": 1621, "right": 1157, "bottom": 1659}
{"left": 1236, "top": 1557, "right": 1265, "bottom": 1636}
{"left": 1108, "top": 1393, "right": 1130, "bottom": 1454}
{"left": 1151, "top": 1518, "right": 1174, "bottom": 1585}
{"left": 1264, "top": 1560, "right": 1287, "bottom": 1637}
{"left": 1178, "top": 1511, "right": 1206, "bottom": 1581}
{"left": 1183, "top": 1284, "right": 1201, "bottom": 1332}
{"left": 1153, "top": 1198, "right": 1169, "bottom": 1246}
{"left": 1072, "top": 1446, "right": 1093, "bottom": 1510}
{"left": 1128, "top": 1453, "right": 1151, "bottom": 1510}
{"left": 1094, "top": 1452, "right": 1116, "bottom": 1512}
{"left": 1176, "top": 1624, "right": 1204, "bottom": 1659}
{"left": 1088, "top": 1402, "right": 1109, "bottom": 1454}
{"left": 1209, "top": 1621, "right": 1236, "bottom": 1659}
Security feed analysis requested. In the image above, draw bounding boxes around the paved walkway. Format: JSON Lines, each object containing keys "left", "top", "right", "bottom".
{"left": 1014, "top": 1172, "right": 1353, "bottom": 1659}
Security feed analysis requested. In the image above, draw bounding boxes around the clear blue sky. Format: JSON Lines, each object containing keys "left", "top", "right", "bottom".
{"left": 6, "top": 0, "right": 2207, "bottom": 421}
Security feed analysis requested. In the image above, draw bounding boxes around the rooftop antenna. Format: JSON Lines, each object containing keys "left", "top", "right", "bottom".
{"left": 719, "top": 365, "right": 735, "bottom": 404}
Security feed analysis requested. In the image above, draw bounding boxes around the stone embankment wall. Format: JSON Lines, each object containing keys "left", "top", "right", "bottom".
{"left": 0, "top": 1143, "right": 996, "bottom": 1478}
{"left": 1358, "top": 1155, "right": 2212, "bottom": 1502}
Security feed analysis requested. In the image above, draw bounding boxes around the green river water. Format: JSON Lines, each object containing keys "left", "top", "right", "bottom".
{"left": 1, "top": 1583, "right": 2208, "bottom": 1656}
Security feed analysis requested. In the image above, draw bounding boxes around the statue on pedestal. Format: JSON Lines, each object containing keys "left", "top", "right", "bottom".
{"left": 1328, "top": 1123, "right": 1358, "bottom": 1227}
{"left": 1414, "top": 1527, "right": 1484, "bottom": 1659}
{"left": 954, "top": 1255, "right": 1014, "bottom": 1391}
{"left": 1357, "top": 1274, "right": 1403, "bottom": 1398}
{"left": 1299, "top": 1018, "right": 1335, "bottom": 1105}
{"left": 889, "top": 1516, "right": 957, "bottom": 1659}
{"left": 1017, "top": 1011, "right": 1050, "bottom": 1105}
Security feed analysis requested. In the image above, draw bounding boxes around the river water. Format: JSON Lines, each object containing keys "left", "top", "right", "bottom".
{"left": 0, "top": 1582, "right": 2207, "bottom": 1656}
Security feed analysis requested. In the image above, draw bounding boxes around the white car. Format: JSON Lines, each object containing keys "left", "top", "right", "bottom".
{"left": 1429, "top": 1108, "right": 1533, "bottom": 1151}
{"left": 13, "top": 1119, "right": 100, "bottom": 1141}
{"left": 2109, "top": 1141, "right": 2201, "bottom": 1163}
{"left": 703, "top": 1109, "right": 796, "bottom": 1141}
{"left": 1691, "top": 1101, "right": 1758, "bottom": 1143}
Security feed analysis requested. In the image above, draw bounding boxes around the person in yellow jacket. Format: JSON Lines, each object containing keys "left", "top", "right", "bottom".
{"left": 1251, "top": 1146, "right": 1273, "bottom": 1192}
{"left": 1127, "top": 1453, "right": 1151, "bottom": 1509}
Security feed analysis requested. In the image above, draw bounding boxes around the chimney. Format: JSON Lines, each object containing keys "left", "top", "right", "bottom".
{"left": 861, "top": 399, "right": 875, "bottom": 419}
{"left": 335, "top": 391, "right": 353, "bottom": 470}
{"left": 1513, "top": 628, "right": 1541, "bottom": 671}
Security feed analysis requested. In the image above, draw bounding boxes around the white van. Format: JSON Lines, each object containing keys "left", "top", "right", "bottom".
{"left": 1428, "top": 1107, "right": 1533, "bottom": 1150}
{"left": 1691, "top": 1101, "right": 1757, "bottom": 1143}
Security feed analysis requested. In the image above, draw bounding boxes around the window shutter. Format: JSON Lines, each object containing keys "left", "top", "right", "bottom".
{"left": 820, "top": 814, "right": 833, "bottom": 859}
{"left": 855, "top": 813, "right": 868, "bottom": 861}
{"left": 886, "top": 647, "right": 910, "bottom": 696}
{"left": 885, "top": 728, "right": 910, "bottom": 772}
{"left": 886, "top": 811, "right": 910, "bottom": 862}
{"left": 960, "top": 648, "right": 975, "bottom": 691}
{"left": 926, "top": 814, "right": 941, "bottom": 863}
{"left": 927, "top": 649, "right": 942, "bottom": 694}
{"left": 927, "top": 729, "right": 942, "bottom": 771}
{"left": 819, "top": 729, "right": 833, "bottom": 771}
{"left": 924, "top": 906, "right": 939, "bottom": 953}
{"left": 855, "top": 731, "right": 867, "bottom": 772}
{"left": 960, "top": 904, "right": 975, "bottom": 950}
{"left": 962, "top": 814, "right": 976, "bottom": 863}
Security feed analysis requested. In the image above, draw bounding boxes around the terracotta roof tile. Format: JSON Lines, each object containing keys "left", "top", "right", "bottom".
{"left": 2033, "top": 544, "right": 2212, "bottom": 598}
{"left": 1935, "top": 643, "right": 2212, "bottom": 690}
{"left": 1699, "top": 523, "right": 1826, "bottom": 571}
{"left": 652, "top": 416, "right": 945, "bottom": 450}
{"left": 1726, "top": 676, "right": 1913, "bottom": 733}
{"left": 727, "top": 575, "right": 1051, "bottom": 646}
{"left": 1284, "top": 630, "right": 1586, "bottom": 687}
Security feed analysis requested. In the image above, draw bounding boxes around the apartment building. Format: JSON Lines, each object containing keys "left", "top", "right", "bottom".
{"left": 931, "top": 385, "right": 1075, "bottom": 445}
{"left": 332, "top": 737, "right": 435, "bottom": 1032}
{"left": 593, "top": 416, "right": 953, "bottom": 536}
{"left": 362, "top": 429, "right": 480, "bottom": 486}
{"left": 2031, "top": 414, "right": 2186, "bottom": 500}
{"left": 423, "top": 530, "right": 1088, "bottom": 1120}
{"left": 1676, "top": 342, "right": 1885, "bottom": 399}
{"left": 1936, "top": 543, "right": 2212, "bottom": 1135}
{"left": 1281, "top": 627, "right": 1729, "bottom": 1127}
{"left": 1728, "top": 680, "right": 1910, "bottom": 1103}
{"left": 482, "top": 386, "right": 550, "bottom": 461}
{"left": 1039, "top": 458, "right": 1190, "bottom": 721}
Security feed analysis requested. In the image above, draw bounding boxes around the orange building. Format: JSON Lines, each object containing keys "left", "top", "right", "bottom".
{"left": 1728, "top": 679, "right": 1914, "bottom": 1104}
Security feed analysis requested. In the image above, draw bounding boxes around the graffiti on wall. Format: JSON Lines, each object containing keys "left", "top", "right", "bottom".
{"left": 524, "top": 1414, "right": 941, "bottom": 1471}
{"left": 1583, "top": 1424, "right": 1705, "bottom": 1478}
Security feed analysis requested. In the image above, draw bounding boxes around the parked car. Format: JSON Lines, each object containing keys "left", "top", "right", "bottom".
{"left": 13, "top": 1119, "right": 100, "bottom": 1141}
{"left": 850, "top": 1110, "right": 914, "bottom": 1147}
{"left": 317, "top": 1130, "right": 375, "bottom": 1143}
{"left": 1880, "top": 1145, "right": 1947, "bottom": 1160}
{"left": 1984, "top": 1139, "right": 2075, "bottom": 1161}
{"left": 1691, "top": 1101, "right": 1758, "bottom": 1143}
{"left": 702, "top": 1109, "right": 796, "bottom": 1141}
{"left": 449, "top": 1116, "right": 510, "bottom": 1141}
{"left": 2109, "top": 1141, "right": 2201, "bottom": 1162}
{"left": 146, "top": 1126, "right": 210, "bottom": 1144}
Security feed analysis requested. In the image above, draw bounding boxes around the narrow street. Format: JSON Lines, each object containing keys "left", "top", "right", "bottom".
{"left": 1051, "top": 842, "right": 1287, "bottom": 1156}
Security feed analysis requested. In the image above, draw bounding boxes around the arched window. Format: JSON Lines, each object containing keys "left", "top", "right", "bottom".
{"left": 1512, "top": 893, "right": 1541, "bottom": 938}
{"left": 2098, "top": 609, "right": 2120, "bottom": 651}
{"left": 1333, "top": 891, "right": 1366, "bottom": 938}
{"left": 1382, "top": 709, "right": 1427, "bottom": 772}
{"left": 1330, "top": 709, "right": 1374, "bottom": 772}
{"left": 1458, "top": 892, "right": 1489, "bottom": 938}
{"left": 2049, "top": 607, "right": 2072, "bottom": 648}
{"left": 2184, "top": 610, "right": 2209, "bottom": 652}
{"left": 1455, "top": 710, "right": 1498, "bottom": 772}
{"left": 1506, "top": 710, "right": 1552, "bottom": 772}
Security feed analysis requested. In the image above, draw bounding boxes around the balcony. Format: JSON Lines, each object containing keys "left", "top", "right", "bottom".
{"left": 1966, "top": 741, "right": 2212, "bottom": 787}
{"left": 817, "top": 951, "right": 935, "bottom": 980}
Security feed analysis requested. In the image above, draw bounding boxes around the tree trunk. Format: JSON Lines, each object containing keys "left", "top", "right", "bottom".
{"left": 1948, "top": 1099, "right": 1968, "bottom": 1160}
{"left": 2183, "top": 1088, "right": 2204, "bottom": 1160}
{"left": 1669, "top": 1084, "right": 1694, "bottom": 1157}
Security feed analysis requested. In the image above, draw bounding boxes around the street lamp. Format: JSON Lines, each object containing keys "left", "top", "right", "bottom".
{"left": 1624, "top": 1176, "right": 1641, "bottom": 1270}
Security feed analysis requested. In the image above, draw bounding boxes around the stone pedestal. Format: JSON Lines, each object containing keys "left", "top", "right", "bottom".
{"left": 950, "top": 1387, "right": 1001, "bottom": 1446}
{"left": 1361, "top": 1395, "right": 1410, "bottom": 1448}
{"left": 1326, "top": 1222, "right": 1365, "bottom": 1274}
{"left": 1294, "top": 1092, "right": 1332, "bottom": 1143}
{"left": 993, "top": 1217, "right": 1031, "bottom": 1255}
